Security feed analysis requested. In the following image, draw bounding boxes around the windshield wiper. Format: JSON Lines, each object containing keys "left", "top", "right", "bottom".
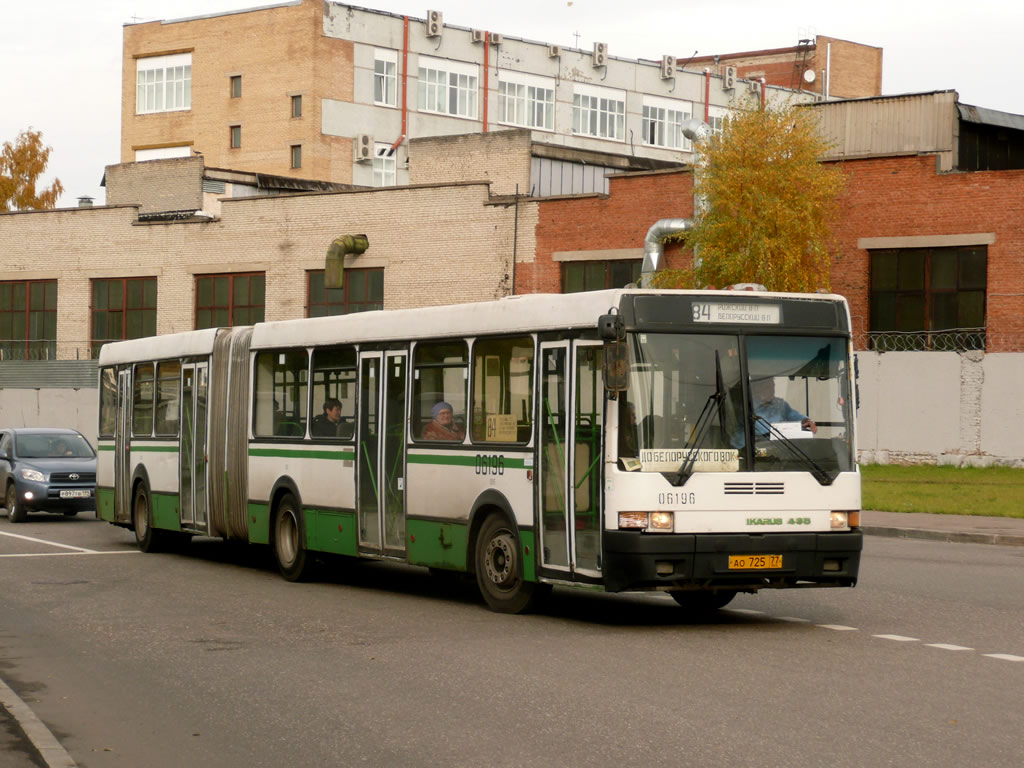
{"left": 667, "top": 351, "right": 726, "bottom": 487}
{"left": 752, "top": 415, "right": 835, "bottom": 485}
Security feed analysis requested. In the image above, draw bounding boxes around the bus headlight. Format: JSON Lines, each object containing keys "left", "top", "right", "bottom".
{"left": 649, "top": 511, "right": 674, "bottom": 531}
{"left": 830, "top": 511, "right": 860, "bottom": 529}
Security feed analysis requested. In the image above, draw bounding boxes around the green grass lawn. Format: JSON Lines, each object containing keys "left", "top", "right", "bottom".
{"left": 860, "top": 464, "right": 1024, "bottom": 518}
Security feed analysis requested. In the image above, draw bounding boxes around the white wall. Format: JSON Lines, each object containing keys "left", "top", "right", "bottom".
{"left": 0, "top": 389, "right": 98, "bottom": 445}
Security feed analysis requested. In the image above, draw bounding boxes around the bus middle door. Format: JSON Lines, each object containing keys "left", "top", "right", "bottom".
{"left": 179, "top": 361, "right": 210, "bottom": 531}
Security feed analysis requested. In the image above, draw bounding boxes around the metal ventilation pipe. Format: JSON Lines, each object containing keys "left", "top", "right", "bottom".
{"left": 639, "top": 218, "right": 693, "bottom": 287}
{"left": 681, "top": 118, "right": 712, "bottom": 269}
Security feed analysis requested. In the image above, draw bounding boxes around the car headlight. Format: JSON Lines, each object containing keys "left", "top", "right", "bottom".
{"left": 20, "top": 468, "right": 45, "bottom": 482}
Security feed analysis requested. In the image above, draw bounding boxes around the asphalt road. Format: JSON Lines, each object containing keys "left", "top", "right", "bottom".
{"left": 1, "top": 513, "right": 1022, "bottom": 768}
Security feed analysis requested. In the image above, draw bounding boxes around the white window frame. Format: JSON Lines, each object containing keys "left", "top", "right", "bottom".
{"left": 641, "top": 95, "right": 693, "bottom": 151}
{"left": 497, "top": 72, "right": 555, "bottom": 131}
{"left": 572, "top": 83, "right": 625, "bottom": 141}
{"left": 374, "top": 49, "right": 398, "bottom": 107}
{"left": 708, "top": 105, "right": 731, "bottom": 135}
{"left": 417, "top": 56, "right": 478, "bottom": 119}
{"left": 373, "top": 143, "right": 396, "bottom": 187}
{"left": 136, "top": 53, "right": 192, "bottom": 115}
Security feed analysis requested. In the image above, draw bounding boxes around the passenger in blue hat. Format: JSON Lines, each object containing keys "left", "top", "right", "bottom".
{"left": 422, "top": 400, "right": 465, "bottom": 441}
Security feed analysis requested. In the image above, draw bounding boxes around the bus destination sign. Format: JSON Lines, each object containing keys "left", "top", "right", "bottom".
{"left": 692, "top": 302, "right": 781, "bottom": 325}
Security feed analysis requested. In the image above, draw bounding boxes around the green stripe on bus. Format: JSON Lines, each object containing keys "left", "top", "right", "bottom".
{"left": 249, "top": 448, "right": 356, "bottom": 461}
{"left": 97, "top": 444, "right": 115, "bottom": 452}
{"left": 407, "top": 453, "right": 529, "bottom": 469}
{"left": 131, "top": 444, "right": 179, "bottom": 453}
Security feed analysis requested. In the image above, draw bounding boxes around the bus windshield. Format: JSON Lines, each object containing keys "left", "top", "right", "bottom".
{"left": 618, "top": 332, "right": 854, "bottom": 477}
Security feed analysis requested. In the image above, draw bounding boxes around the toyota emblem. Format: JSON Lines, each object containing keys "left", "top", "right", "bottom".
{"left": 69, "top": 473, "right": 80, "bottom": 480}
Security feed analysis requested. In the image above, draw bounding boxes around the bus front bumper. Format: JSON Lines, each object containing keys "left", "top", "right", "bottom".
{"left": 601, "top": 530, "right": 863, "bottom": 594}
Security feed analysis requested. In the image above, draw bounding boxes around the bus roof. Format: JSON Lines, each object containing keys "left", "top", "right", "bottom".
{"left": 97, "top": 326, "right": 224, "bottom": 366}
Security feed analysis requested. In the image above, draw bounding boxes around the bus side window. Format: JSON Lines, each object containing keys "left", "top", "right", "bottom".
{"left": 310, "top": 346, "right": 357, "bottom": 441}
{"left": 412, "top": 341, "right": 468, "bottom": 441}
{"left": 253, "top": 349, "right": 309, "bottom": 438}
{"left": 470, "top": 336, "right": 533, "bottom": 444}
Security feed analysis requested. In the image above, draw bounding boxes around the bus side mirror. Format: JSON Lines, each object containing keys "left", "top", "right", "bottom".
{"left": 603, "top": 340, "right": 629, "bottom": 393}
{"left": 598, "top": 313, "right": 623, "bottom": 341}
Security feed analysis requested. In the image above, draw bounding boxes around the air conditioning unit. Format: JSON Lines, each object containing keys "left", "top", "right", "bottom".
{"left": 471, "top": 29, "right": 485, "bottom": 44}
{"left": 547, "top": 44, "right": 562, "bottom": 58}
{"left": 723, "top": 65, "right": 736, "bottom": 90}
{"left": 749, "top": 79, "right": 762, "bottom": 95}
{"left": 814, "top": 93, "right": 826, "bottom": 103}
{"left": 425, "top": 10, "right": 442, "bottom": 38}
{"left": 354, "top": 134, "right": 373, "bottom": 162}
{"left": 660, "top": 55, "right": 675, "bottom": 79}
{"left": 489, "top": 32, "right": 503, "bottom": 46}
{"left": 592, "top": 42, "right": 608, "bottom": 67}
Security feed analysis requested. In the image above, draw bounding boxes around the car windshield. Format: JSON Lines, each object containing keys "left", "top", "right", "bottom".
{"left": 15, "top": 433, "right": 95, "bottom": 459}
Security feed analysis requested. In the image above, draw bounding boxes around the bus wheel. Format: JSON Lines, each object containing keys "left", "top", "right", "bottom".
{"left": 670, "top": 591, "right": 736, "bottom": 613}
{"left": 6, "top": 484, "right": 27, "bottom": 523}
{"left": 273, "top": 493, "right": 311, "bottom": 582}
{"left": 474, "top": 513, "right": 546, "bottom": 614}
{"left": 133, "top": 484, "right": 163, "bottom": 553}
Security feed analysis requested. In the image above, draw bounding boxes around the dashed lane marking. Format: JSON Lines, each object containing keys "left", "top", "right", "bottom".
{"left": 873, "top": 634, "right": 920, "bottom": 642}
{"left": 817, "top": 624, "right": 858, "bottom": 631}
{"left": 0, "top": 551, "right": 140, "bottom": 558}
{"left": 982, "top": 654, "right": 1024, "bottom": 662}
{"left": 926, "top": 644, "right": 974, "bottom": 651}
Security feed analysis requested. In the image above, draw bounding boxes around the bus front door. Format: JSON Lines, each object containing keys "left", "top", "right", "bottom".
{"left": 114, "top": 368, "right": 132, "bottom": 524}
{"left": 357, "top": 351, "right": 408, "bottom": 557}
{"left": 179, "top": 362, "right": 210, "bottom": 531}
{"left": 538, "top": 341, "right": 603, "bottom": 580}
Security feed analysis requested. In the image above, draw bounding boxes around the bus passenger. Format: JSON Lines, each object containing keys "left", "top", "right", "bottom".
{"left": 312, "top": 397, "right": 344, "bottom": 437}
{"left": 422, "top": 401, "right": 465, "bottom": 441}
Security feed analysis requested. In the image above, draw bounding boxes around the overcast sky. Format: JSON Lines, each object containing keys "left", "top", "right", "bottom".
{"left": 2, "top": 0, "right": 1020, "bottom": 207}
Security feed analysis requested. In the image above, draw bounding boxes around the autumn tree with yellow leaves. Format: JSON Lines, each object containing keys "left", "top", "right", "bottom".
{"left": 655, "top": 102, "right": 845, "bottom": 292}
{"left": 1, "top": 129, "right": 64, "bottom": 211}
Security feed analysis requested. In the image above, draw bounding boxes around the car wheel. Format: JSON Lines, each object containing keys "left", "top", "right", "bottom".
{"left": 6, "top": 484, "right": 27, "bottom": 523}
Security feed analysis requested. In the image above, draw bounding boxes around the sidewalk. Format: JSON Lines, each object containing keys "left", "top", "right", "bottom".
{"left": 861, "top": 510, "right": 1024, "bottom": 547}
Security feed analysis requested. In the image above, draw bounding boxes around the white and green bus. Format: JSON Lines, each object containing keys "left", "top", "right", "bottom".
{"left": 96, "top": 289, "right": 862, "bottom": 613}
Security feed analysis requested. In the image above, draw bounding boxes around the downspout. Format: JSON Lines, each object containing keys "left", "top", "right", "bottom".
{"left": 639, "top": 219, "right": 693, "bottom": 288}
{"left": 390, "top": 15, "right": 410, "bottom": 153}
{"left": 483, "top": 32, "right": 489, "bottom": 132}
{"left": 760, "top": 77, "right": 766, "bottom": 110}
{"left": 825, "top": 42, "right": 831, "bottom": 101}
{"left": 703, "top": 68, "right": 711, "bottom": 122}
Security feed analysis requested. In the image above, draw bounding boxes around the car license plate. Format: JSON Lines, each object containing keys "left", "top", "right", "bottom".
{"left": 60, "top": 490, "right": 92, "bottom": 499}
{"left": 728, "top": 554, "right": 782, "bottom": 570}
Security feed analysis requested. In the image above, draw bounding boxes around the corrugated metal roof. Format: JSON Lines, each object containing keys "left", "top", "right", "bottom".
{"left": 0, "top": 361, "right": 98, "bottom": 389}
{"left": 957, "top": 103, "right": 1024, "bottom": 131}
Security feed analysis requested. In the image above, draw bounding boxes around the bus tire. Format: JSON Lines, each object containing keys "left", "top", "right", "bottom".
{"left": 133, "top": 483, "right": 164, "bottom": 553}
{"left": 670, "top": 590, "right": 736, "bottom": 613}
{"left": 474, "top": 512, "right": 546, "bottom": 614}
{"left": 273, "top": 492, "right": 311, "bottom": 582}
{"left": 6, "top": 483, "right": 27, "bottom": 523}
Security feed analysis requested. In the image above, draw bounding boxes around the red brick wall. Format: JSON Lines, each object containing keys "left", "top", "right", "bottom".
{"left": 529, "top": 156, "right": 1024, "bottom": 351}
{"left": 525, "top": 170, "right": 696, "bottom": 294}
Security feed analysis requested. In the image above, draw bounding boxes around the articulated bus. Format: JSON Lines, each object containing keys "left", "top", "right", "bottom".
{"left": 96, "top": 289, "right": 862, "bottom": 613}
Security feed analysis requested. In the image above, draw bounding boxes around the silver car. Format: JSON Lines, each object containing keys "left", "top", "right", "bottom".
{"left": 0, "top": 428, "right": 97, "bottom": 523}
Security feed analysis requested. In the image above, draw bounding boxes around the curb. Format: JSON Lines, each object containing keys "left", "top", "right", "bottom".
{"left": 0, "top": 677, "right": 77, "bottom": 768}
{"left": 862, "top": 525, "right": 1024, "bottom": 548}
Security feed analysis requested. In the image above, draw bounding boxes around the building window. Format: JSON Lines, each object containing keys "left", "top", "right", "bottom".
{"left": 230, "top": 125, "right": 241, "bottom": 148}
{"left": 195, "top": 273, "right": 265, "bottom": 329}
{"left": 136, "top": 53, "right": 191, "bottom": 114}
{"left": 870, "top": 246, "right": 987, "bottom": 351}
{"left": 572, "top": 85, "right": 626, "bottom": 140}
{"left": 497, "top": 73, "right": 555, "bottom": 130}
{"left": 562, "top": 261, "right": 641, "bottom": 293}
{"left": 418, "top": 56, "right": 478, "bottom": 119}
{"left": 291, "top": 94, "right": 302, "bottom": 118}
{"left": 707, "top": 105, "right": 730, "bottom": 135}
{"left": 642, "top": 96, "right": 693, "bottom": 150}
{"left": 0, "top": 280, "right": 57, "bottom": 360}
{"left": 230, "top": 75, "right": 242, "bottom": 98}
{"left": 290, "top": 144, "right": 302, "bottom": 169}
{"left": 374, "top": 49, "right": 398, "bottom": 107}
{"left": 307, "top": 269, "right": 383, "bottom": 317}
{"left": 90, "top": 277, "right": 157, "bottom": 358}
{"left": 373, "top": 143, "right": 396, "bottom": 187}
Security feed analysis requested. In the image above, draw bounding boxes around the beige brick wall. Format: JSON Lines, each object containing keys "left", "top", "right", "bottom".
{"left": 122, "top": 0, "right": 353, "bottom": 183}
{"left": 0, "top": 182, "right": 522, "bottom": 358}
{"left": 105, "top": 156, "right": 204, "bottom": 213}
{"left": 817, "top": 36, "right": 882, "bottom": 99}
{"left": 410, "top": 129, "right": 533, "bottom": 196}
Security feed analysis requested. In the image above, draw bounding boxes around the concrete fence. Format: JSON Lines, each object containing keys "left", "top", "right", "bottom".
{"left": 2, "top": 352, "right": 1022, "bottom": 467}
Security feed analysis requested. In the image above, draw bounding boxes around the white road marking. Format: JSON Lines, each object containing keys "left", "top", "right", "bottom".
{"left": 926, "top": 644, "right": 974, "bottom": 651}
{"left": 0, "top": 530, "right": 96, "bottom": 552}
{"left": 776, "top": 616, "right": 811, "bottom": 623}
{"left": 817, "top": 624, "right": 858, "bottom": 631}
{"left": 982, "top": 654, "right": 1024, "bottom": 662}
{"left": 0, "top": 551, "right": 139, "bottom": 558}
{"left": 725, "top": 608, "right": 765, "bottom": 615}
{"left": 873, "top": 634, "right": 920, "bottom": 642}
